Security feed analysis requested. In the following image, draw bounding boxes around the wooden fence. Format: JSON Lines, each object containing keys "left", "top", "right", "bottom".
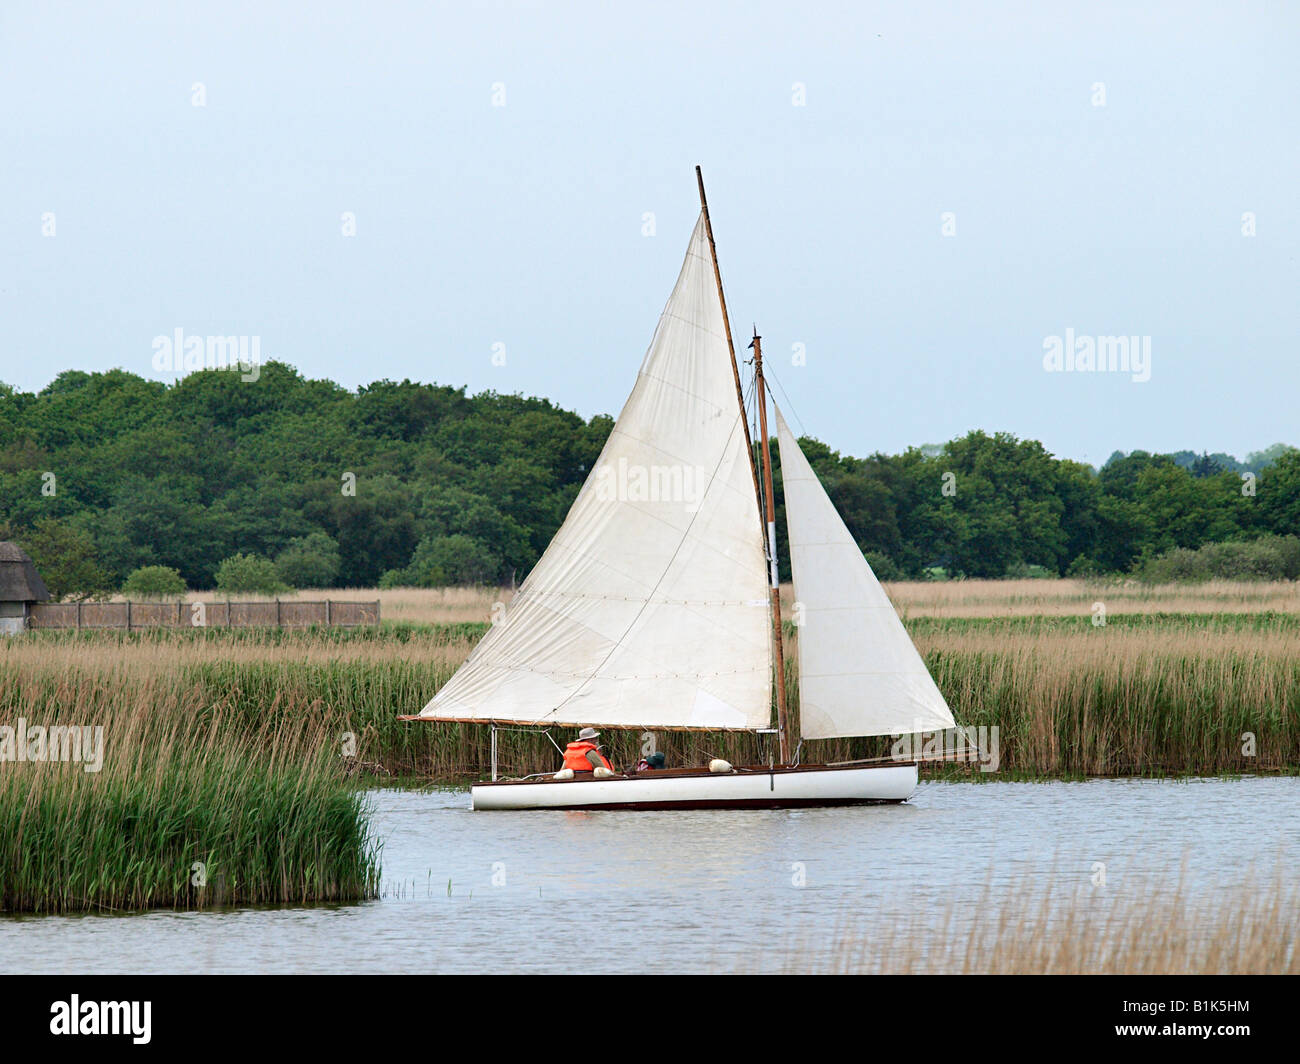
{"left": 27, "top": 600, "right": 380, "bottom": 630}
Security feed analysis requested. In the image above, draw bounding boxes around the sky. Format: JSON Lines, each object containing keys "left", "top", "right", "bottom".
{"left": 1, "top": 0, "right": 1296, "bottom": 466}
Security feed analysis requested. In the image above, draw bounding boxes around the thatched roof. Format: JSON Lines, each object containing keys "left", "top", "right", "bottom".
{"left": 0, "top": 542, "right": 51, "bottom": 602}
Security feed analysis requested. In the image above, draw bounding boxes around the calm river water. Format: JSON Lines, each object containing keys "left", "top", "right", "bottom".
{"left": 4, "top": 777, "right": 1295, "bottom": 974}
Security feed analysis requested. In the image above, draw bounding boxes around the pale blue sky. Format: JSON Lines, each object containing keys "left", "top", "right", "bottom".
{"left": 2, "top": 0, "right": 1295, "bottom": 464}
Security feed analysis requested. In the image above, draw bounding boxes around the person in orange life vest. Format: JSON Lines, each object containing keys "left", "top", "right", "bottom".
{"left": 562, "top": 728, "right": 614, "bottom": 773}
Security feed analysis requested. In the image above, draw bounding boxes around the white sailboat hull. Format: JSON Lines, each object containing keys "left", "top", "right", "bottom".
{"left": 470, "top": 762, "right": 917, "bottom": 811}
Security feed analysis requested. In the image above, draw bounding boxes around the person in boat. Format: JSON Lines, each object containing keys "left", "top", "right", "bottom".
{"left": 562, "top": 728, "right": 615, "bottom": 774}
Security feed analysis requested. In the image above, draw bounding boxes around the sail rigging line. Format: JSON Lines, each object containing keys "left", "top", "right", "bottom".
{"left": 762, "top": 365, "right": 810, "bottom": 439}
{"left": 522, "top": 407, "right": 761, "bottom": 732}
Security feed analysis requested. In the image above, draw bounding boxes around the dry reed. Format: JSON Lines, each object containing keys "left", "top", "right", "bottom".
{"left": 779, "top": 867, "right": 1298, "bottom": 974}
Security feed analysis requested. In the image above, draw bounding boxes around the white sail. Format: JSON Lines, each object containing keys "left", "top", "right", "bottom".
{"left": 418, "top": 215, "right": 773, "bottom": 731}
{"left": 775, "top": 406, "right": 955, "bottom": 740}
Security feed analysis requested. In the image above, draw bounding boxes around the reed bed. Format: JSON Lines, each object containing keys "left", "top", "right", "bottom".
{"left": 909, "top": 623, "right": 1300, "bottom": 776}
{"left": 781, "top": 868, "right": 1299, "bottom": 974}
{"left": 4, "top": 607, "right": 1296, "bottom": 780}
{"left": 0, "top": 671, "right": 380, "bottom": 914}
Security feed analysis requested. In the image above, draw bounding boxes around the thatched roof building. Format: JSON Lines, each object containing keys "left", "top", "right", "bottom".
{"left": 0, "top": 543, "right": 50, "bottom": 634}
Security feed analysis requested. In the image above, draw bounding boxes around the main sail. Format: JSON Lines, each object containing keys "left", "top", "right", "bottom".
{"left": 417, "top": 216, "right": 772, "bottom": 730}
{"left": 775, "top": 406, "right": 955, "bottom": 739}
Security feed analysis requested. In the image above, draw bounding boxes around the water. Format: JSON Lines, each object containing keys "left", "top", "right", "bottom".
{"left": 4, "top": 777, "right": 1295, "bottom": 973}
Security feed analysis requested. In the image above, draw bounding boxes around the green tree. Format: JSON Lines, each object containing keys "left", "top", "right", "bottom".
{"left": 1130, "top": 464, "right": 1245, "bottom": 554}
{"left": 1054, "top": 459, "right": 1103, "bottom": 575}
{"left": 1257, "top": 449, "right": 1300, "bottom": 537}
{"left": 275, "top": 532, "right": 342, "bottom": 589}
{"left": 4, "top": 361, "right": 1295, "bottom": 589}
{"left": 1090, "top": 494, "right": 1151, "bottom": 573}
{"left": 16, "top": 518, "right": 114, "bottom": 601}
{"left": 99, "top": 475, "right": 212, "bottom": 586}
{"left": 121, "top": 565, "right": 188, "bottom": 599}
{"left": 1099, "top": 450, "right": 1173, "bottom": 501}
{"left": 351, "top": 379, "right": 468, "bottom": 440}
{"left": 1245, "top": 443, "right": 1297, "bottom": 469}
{"left": 416, "top": 485, "right": 531, "bottom": 581}
{"left": 863, "top": 550, "right": 903, "bottom": 581}
{"left": 937, "top": 432, "right": 1068, "bottom": 578}
{"left": 389, "top": 534, "right": 499, "bottom": 586}
{"left": 328, "top": 474, "right": 418, "bottom": 586}
{"left": 214, "top": 553, "right": 288, "bottom": 595}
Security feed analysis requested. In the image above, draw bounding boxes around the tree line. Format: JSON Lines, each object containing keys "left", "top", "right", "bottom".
{"left": 0, "top": 363, "right": 1295, "bottom": 598}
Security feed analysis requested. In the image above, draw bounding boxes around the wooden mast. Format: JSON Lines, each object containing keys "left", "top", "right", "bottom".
{"left": 695, "top": 166, "right": 763, "bottom": 514}
{"left": 695, "top": 167, "right": 790, "bottom": 763}
{"left": 750, "top": 329, "right": 792, "bottom": 764}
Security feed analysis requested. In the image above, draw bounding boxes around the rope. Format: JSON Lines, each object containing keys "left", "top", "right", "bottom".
{"left": 764, "top": 366, "right": 809, "bottom": 438}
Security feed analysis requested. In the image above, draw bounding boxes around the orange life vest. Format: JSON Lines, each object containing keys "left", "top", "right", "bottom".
{"left": 563, "top": 741, "right": 612, "bottom": 773}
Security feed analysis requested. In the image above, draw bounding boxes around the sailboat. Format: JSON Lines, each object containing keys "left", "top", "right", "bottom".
{"left": 400, "top": 168, "right": 956, "bottom": 810}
